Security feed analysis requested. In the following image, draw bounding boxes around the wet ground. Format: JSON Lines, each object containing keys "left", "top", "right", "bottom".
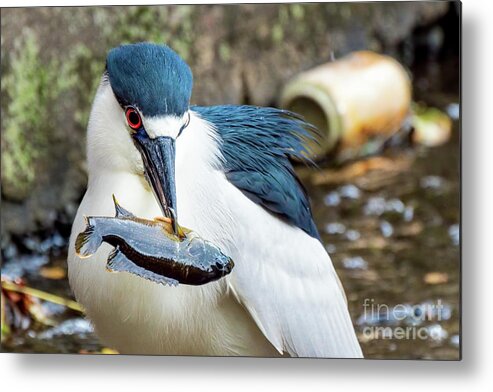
{"left": 307, "top": 131, "right": 460, "bottom": 360}
{"left": 1, "top": 60, "right": 460, "bottom": 359}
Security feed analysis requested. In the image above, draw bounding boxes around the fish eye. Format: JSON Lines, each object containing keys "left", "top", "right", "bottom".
{"left": 187, "top": 239, "right": 203, "bottom": 257}
{"left": 125, "top": 107, "right": 142, "bottom": 130}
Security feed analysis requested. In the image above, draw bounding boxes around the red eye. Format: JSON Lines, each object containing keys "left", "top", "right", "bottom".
{"left": 125, "top": 107, "right": 142, "bottom": 130}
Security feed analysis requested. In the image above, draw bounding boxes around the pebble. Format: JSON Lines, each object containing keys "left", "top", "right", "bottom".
{"left": 1, "top": 255, "right": 49, "bottom": 280}
{"left": 446, "top": 103, "right": 460, "bottom": 120}
{"left": 345, "top": 229, "right": 361, "bottom": 241}
{"left": 450, "top": 334, "right": 460, "bottom": 347}
{"left": 403, "top": 206, "right": 414, "bottom": 222}
{"left": 325, "top": 244, "right": 336, "bottom": 253}
{"left": 420, "top": 175, "right": 445, "bottom": 189}
{"left": 342, "top": 256, "right": 368, "bottom": 270}
{"left": 448, "top": 224, "right": 460, "bottom": 246}
{"left": 325, "top": 222, "right": 346, "bottom": 235}
{"left": 380, "top": 220, "right": 394, "bottom": 237}
{"left": 323, "top": 191, "right": 341, "bottom": 207}
{"left": 38, "top": 318, "right": 94, "bottom": 339}
{"left": 364, "top": 197, "right": 405, "bottom": 216}
{"left": 338, "top": 184, "right": 361, "bottom": 199}
{"left": 323, "top": 184, "right": 361, "bottom": 207}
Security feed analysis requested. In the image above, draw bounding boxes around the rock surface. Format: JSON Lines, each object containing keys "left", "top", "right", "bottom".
{"left": 1, "top": 3, "right": 449, "bottom": 244}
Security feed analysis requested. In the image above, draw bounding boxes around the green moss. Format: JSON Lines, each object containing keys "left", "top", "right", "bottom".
{"left": 1, "top": 32, "right": 70, "bottom": 200}
{"left": 219, "top": 42, "right": 231, "bottom": 62}
{"left": 61, "top": 43, "right": 104, "bottom": 128}
{"left": 278, "top": 6, "right": 290, "bottom": 25}
{"left": 272, "top": 24, "right": 284, "bottom": 44}
{"left": 93, "top": 6, "right": 197, "bottom": 62}
{"left": 290, "top": 4, "right": 305, "bottom": 20}
{"left": 2, "top": 33, "right": 44, "bottom": 198}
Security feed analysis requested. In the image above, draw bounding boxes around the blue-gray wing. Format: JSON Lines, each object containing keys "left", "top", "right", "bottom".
{"left": 192, "top": 105, "right": 320, "bottom": 240}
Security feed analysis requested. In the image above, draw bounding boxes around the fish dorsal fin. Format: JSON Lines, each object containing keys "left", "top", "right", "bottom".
{"left": 112, "top": 194, "right": 135, "bottom": 218}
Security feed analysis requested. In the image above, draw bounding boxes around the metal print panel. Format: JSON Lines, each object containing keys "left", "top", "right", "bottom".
{"left": 0, "top": 1, "right": 461, "bottom": 359}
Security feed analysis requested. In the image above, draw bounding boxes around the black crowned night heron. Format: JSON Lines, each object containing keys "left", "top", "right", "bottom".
{"left": 68, "top": 42, "right": 363, "bottom": 358}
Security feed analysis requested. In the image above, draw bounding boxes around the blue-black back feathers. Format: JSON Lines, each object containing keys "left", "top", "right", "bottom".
{"left": 193, "top": 105, "right": 320, "bottom": 240}
{"left": 106, "top": 43, "right": 193, "bottom": 117}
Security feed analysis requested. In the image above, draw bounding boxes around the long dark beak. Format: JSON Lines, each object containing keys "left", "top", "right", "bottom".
{"left": 133, "top": 134, "right": 179, "bottom": 234}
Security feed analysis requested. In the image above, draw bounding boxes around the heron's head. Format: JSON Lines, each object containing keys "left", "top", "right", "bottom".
{"left": 87, "top": 43, "right": 193, "bottom": 231}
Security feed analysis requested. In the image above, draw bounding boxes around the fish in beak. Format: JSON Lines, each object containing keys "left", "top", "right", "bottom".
{"left": 132, "top": 133, "right": 179, "bottom": 235}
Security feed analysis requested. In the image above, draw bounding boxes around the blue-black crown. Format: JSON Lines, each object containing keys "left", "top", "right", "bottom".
{"left": 106, "top": 42, "right": 193, "bottom": 117}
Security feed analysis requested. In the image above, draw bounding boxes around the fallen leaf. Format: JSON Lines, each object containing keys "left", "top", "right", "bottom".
{"left": 40, "top": 266, "right": 67, "bottom": 280}
{"left": 79, "top": 348, "right": 119, "bottom": 355}
{"left": 398, "top": 221, "right": 424, "bottom": 237}
{"left": 101, "top": 348, "right": 119, "bottom": 354}
{"left": 424, "top": 272, "right": 449, "bottom": 285}
{"left": 311, "top": 155, "right": 413, "bottom": 186}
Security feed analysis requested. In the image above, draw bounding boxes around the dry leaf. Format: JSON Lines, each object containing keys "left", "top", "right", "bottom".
{"left": 423, "top": 272, "right": 449, "bottom": 285}
{"left": 101, "top": 348, "right": 119, "bottom": 354}
{"left": 311, "top": 155, "right": 413, "bottom": 186}
{"left": 40, "top": 266, "right": 67, "bottom": 280}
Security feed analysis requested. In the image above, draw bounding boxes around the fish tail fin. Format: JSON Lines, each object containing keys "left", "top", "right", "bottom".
{"left": 75, "top": 217, "right": 102, "bottom": 258}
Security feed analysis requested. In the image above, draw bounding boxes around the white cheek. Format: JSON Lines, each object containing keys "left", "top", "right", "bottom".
{"left": 144, "top": 114, "right": 187, "bottom": 139}
{"left": 87, "top": 82, "right": 143, "bottom": 174}
{"left": 175, "top": 111, "right": 222, "bottom": 172}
